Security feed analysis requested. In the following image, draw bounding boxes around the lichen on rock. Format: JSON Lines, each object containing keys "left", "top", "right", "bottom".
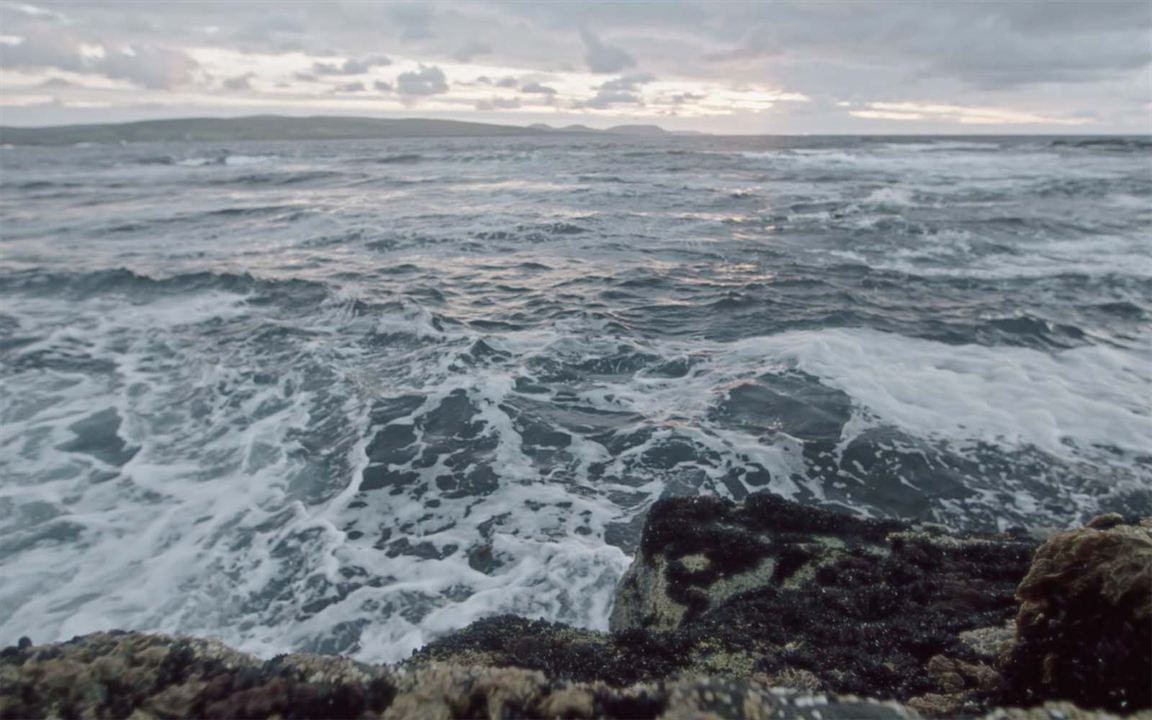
{"left": 1000, "top": 514, "right": 1152, "bottom": 713}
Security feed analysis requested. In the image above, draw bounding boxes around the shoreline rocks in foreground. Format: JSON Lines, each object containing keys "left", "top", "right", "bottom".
{"left": 2, "top": 494, "right": 1149, "bottom": 719}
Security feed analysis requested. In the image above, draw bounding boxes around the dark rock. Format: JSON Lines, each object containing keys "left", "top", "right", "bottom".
{"left": 1000, "top": 515, "right": 1151, "bottom": 712}
{"left": 605, "top": 492, "right": 1038, "bottom": 708}
{"left": 1, "top": 632, "right": 1132, "bottom": 719}
{"left": 408, "top": 615, "right": 690, "bottom": 686}
{"left": 3, "top": 497, "right": 1146, "bottom": 719}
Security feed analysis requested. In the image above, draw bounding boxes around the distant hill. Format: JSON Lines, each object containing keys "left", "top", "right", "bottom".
{"left": 533, "top": 122, "right": 705, "bottom": 137}
{"left": 1, "top": 115, "right": 706, "bottom": 145}
{"left": 0, "top": 115, "right": 551, "bottom": 146}
{"left": 603, "top": 124, "right": 669, "bottom": 136}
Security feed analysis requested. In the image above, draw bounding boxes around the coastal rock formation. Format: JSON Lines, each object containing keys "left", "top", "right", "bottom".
{"left": 4, "top": 632, "right": 1142, "bottom": 720}
{"left": 0, "top": 631, "right": 395, "bottom": 720}
{"left": 1000, "top": 513, "right": 1152, "bottom": 712}
{"left": 3, "top": 494, "right": 1149, "bottom": 719}
{"left": 603, "top": 493, "right": 1037, "bottom": 712}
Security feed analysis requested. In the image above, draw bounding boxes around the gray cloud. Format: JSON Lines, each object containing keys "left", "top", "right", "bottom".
{"left": 599, "top": 73, "right": 655, "bottom": 92}
{"left": 475, "top": 96, "right": 521, "bottom": 110}
{"left": 331, "top": 81, "right": 365, "bottom": 93}
{"left": 390, "top": 3, "right": 435, "bottom": 40}
{"left": 0, "top": 22, "right": 199, "bottom": 90}
{"left": 704, "top": 1, "right": 1152, "bottom": 90}
{"left": 657, "top": 92, "right": 706, "bottom": 106}
{"left": 453, "top": 40, "right": 491, "bottom": 62}
{"left": 578, "top": 89, "right": 641, "bottom": 109}
{"left": 575, "top": 72, "right": 656, "bottom": 109}
{"left": 521, "top": 81, "right": 557, "bottom": 95}
{"left": 0, "top": 26, "right": 88, "bottom": 72}
{"left": 1, "top": 0, "right": 1148, "bottom": 132}
{"left": 311, "top": 55, "right": 392, "bottom": 76}
{"left": 396, "top": 65, "right": 448, "bottom": 96}
{"left": 223, "top": 73, "right": 255, "bottom": 91}
{"left": 374, "top": 80, "right": 393, "bottom": 92}
{"left": 98, "top": 45, "right": 200, "bottom": 89}
{"left": 580, "top": 28, "right": 636, "bottom": 73}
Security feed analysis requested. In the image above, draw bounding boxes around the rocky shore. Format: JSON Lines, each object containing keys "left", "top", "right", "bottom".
{"left": 3, "top": 494, "right": 1149, "bottom": 719}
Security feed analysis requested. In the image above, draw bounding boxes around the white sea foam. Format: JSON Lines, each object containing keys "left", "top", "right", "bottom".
{"left": 2, "top": 134, "right": 1149, "bottom": 664}
{"left": 2, "top": 277, "right": 1149, "bottom": 662}
{"left": 716, "top": 329, "right": 1152, "bottom": 459}
{"left": 861, "top": 187, "right": 918, "bottom": 206}
{"left": 176, "top": 154, "right": 280, "bottom": 167}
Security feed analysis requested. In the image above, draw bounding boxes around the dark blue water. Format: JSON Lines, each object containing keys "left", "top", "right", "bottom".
{"left": 1, "top": 134, "right": 1149, "bottom": 660}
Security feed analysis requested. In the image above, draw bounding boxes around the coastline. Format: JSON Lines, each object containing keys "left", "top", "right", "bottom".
{"left": 4, "top": 494, "right": 1148, "bottom": 719}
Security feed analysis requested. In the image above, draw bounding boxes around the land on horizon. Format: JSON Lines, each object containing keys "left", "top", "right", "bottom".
{"left": 0, "top": 115, "right": 707, "bottom": 146}
{"left": 3, "top": 115, "right": 1145, "bottom": 147}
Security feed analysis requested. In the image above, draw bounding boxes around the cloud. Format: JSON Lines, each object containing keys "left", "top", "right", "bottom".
{"left": 521, "top": 81, "right": 557, "bottom": 95}
{"left": 453, "top": 40, "right": 491, "bottom": 62}
{"left": 2, "top": 1, "right": 1147, "bottom": 132}
{"left": 7, "top": 2, "right": 68, "bottom": 22}
{"left": 580, "top": 28, "right": 635, "bottom": 73}
{"left": 390, "top": 3, "right": 434, "bottom": 41}
{"left": 599, "top": 73, "right": 655, "bottom": 92}
{"left": 657, "top": 92, "right": 706, "bottom": 106}
{"left": 578, "top": 90, "right": 641, "bottom": 109}
{"left": 35, "top": 78, "right": 80, "bottom": 89}
{"left": 704, "top": 2, "right": 1152, "bottom": 90}
{"left": 373, "top": 80, "right": 393, "bottom": 92}
{"left": 0, "top": 26, "right": 88, "bottom": 72}
{"left": 228, "top": 15, "right": 306, "bottom": 48}
{"left": 311, "top": 55, "right": 392, "bottom": 76}
{"left": 330, "top": 81, "right": 365, "bottom": 93}
{"left": 2, "top": 26, "right": 201, "bottom": 90}
{"left": 396, "top": 64, "right": 448, "bottom": 96}
{"left": 222, "top": 73, "right": 255, "bottom": 91}
{"left": 98, "top": 45, "right": 200, "bottom": 89}
{"left": 848, "top": 100, "right": 1091, "bottom": 125}
{"left": 475, "top": 96, "right": 521, "bottom": 110}
{"left": 575, "top": 72, "right": 656, "bottom": 108}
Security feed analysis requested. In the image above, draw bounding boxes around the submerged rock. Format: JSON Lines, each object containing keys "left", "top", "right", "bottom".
{"left": 1000, "top": 514, "right": 1152, "bottom": 713}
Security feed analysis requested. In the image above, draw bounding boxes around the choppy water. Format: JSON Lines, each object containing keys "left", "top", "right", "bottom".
{"left": 1, "top": 134, "right": 1150, "bottom": 661}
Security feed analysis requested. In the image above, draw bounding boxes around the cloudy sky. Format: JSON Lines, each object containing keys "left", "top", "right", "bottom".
{"left": 1, "top": 0, "right": 1150, "bottom": 133}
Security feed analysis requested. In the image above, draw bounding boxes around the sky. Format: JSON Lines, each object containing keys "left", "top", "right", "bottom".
{"left": 1, "top": 0, "right": 1150, "bottom": 134}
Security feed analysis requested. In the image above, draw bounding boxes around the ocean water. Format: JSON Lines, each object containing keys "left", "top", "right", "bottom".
{"left": 1, "top": 134, "right": 1150, "bottom": 661}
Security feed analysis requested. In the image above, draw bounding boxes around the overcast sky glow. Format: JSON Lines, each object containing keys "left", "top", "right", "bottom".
{"left": 1, "top": 0, "right": 1150, "bottom": 133}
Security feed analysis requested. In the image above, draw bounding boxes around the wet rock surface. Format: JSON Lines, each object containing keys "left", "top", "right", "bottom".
{"left": 609, "top": 493, "right": 1039, "bottom": 714}
{"left": 1000, "top": 514, "right": 1152, "bottom": 713}
{"left": 3, "top": 495, "right": 1149, "bottom": 719}
{"left": 5, "top": 632, "right": 1144, "bottom": 720}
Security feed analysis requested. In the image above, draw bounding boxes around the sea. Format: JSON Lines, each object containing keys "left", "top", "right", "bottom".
{"left": 1, "top": 134, "right": 1149, "bottom": 662}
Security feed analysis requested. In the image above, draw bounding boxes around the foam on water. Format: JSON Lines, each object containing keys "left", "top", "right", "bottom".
{"left": 2, "top": 134, "right": 1149, "bottom": 662}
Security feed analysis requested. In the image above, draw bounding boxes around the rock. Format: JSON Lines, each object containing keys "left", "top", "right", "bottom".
{"left": 4, "top": 497, "right": 1147, "bottom": 719}
{"left": 407, "top": 615, "right": 692, "bottom": 686}
{"left": 610, "top": 494, "right": 911, "bottom": 632}
{"left": 599, "top": 493, "right": 1037, "bottom": 706}
{"left": 0, "top": 631, "right": 966, "bottom": 720}
{"left": 0, "top": 631, "right": 396, "bottom": 720}
{"left": 958, "top": 625, "right": 1015, "bottom": 662}
{"left": 4, "top": 632, "right": 1142, "bottom": 719}
{"left": 1000, "top": 515, "right": 1152, "bottom": 712}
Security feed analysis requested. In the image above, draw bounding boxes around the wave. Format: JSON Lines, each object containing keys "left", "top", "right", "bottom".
{"left": 0, "top": 267, "right": 331, "bottom": 306}
{"left": 1049, "top": 137, "right": 1152, "bottom": 152}
{"left": 356, "top": 153, "right": 424, "bottom": 165}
